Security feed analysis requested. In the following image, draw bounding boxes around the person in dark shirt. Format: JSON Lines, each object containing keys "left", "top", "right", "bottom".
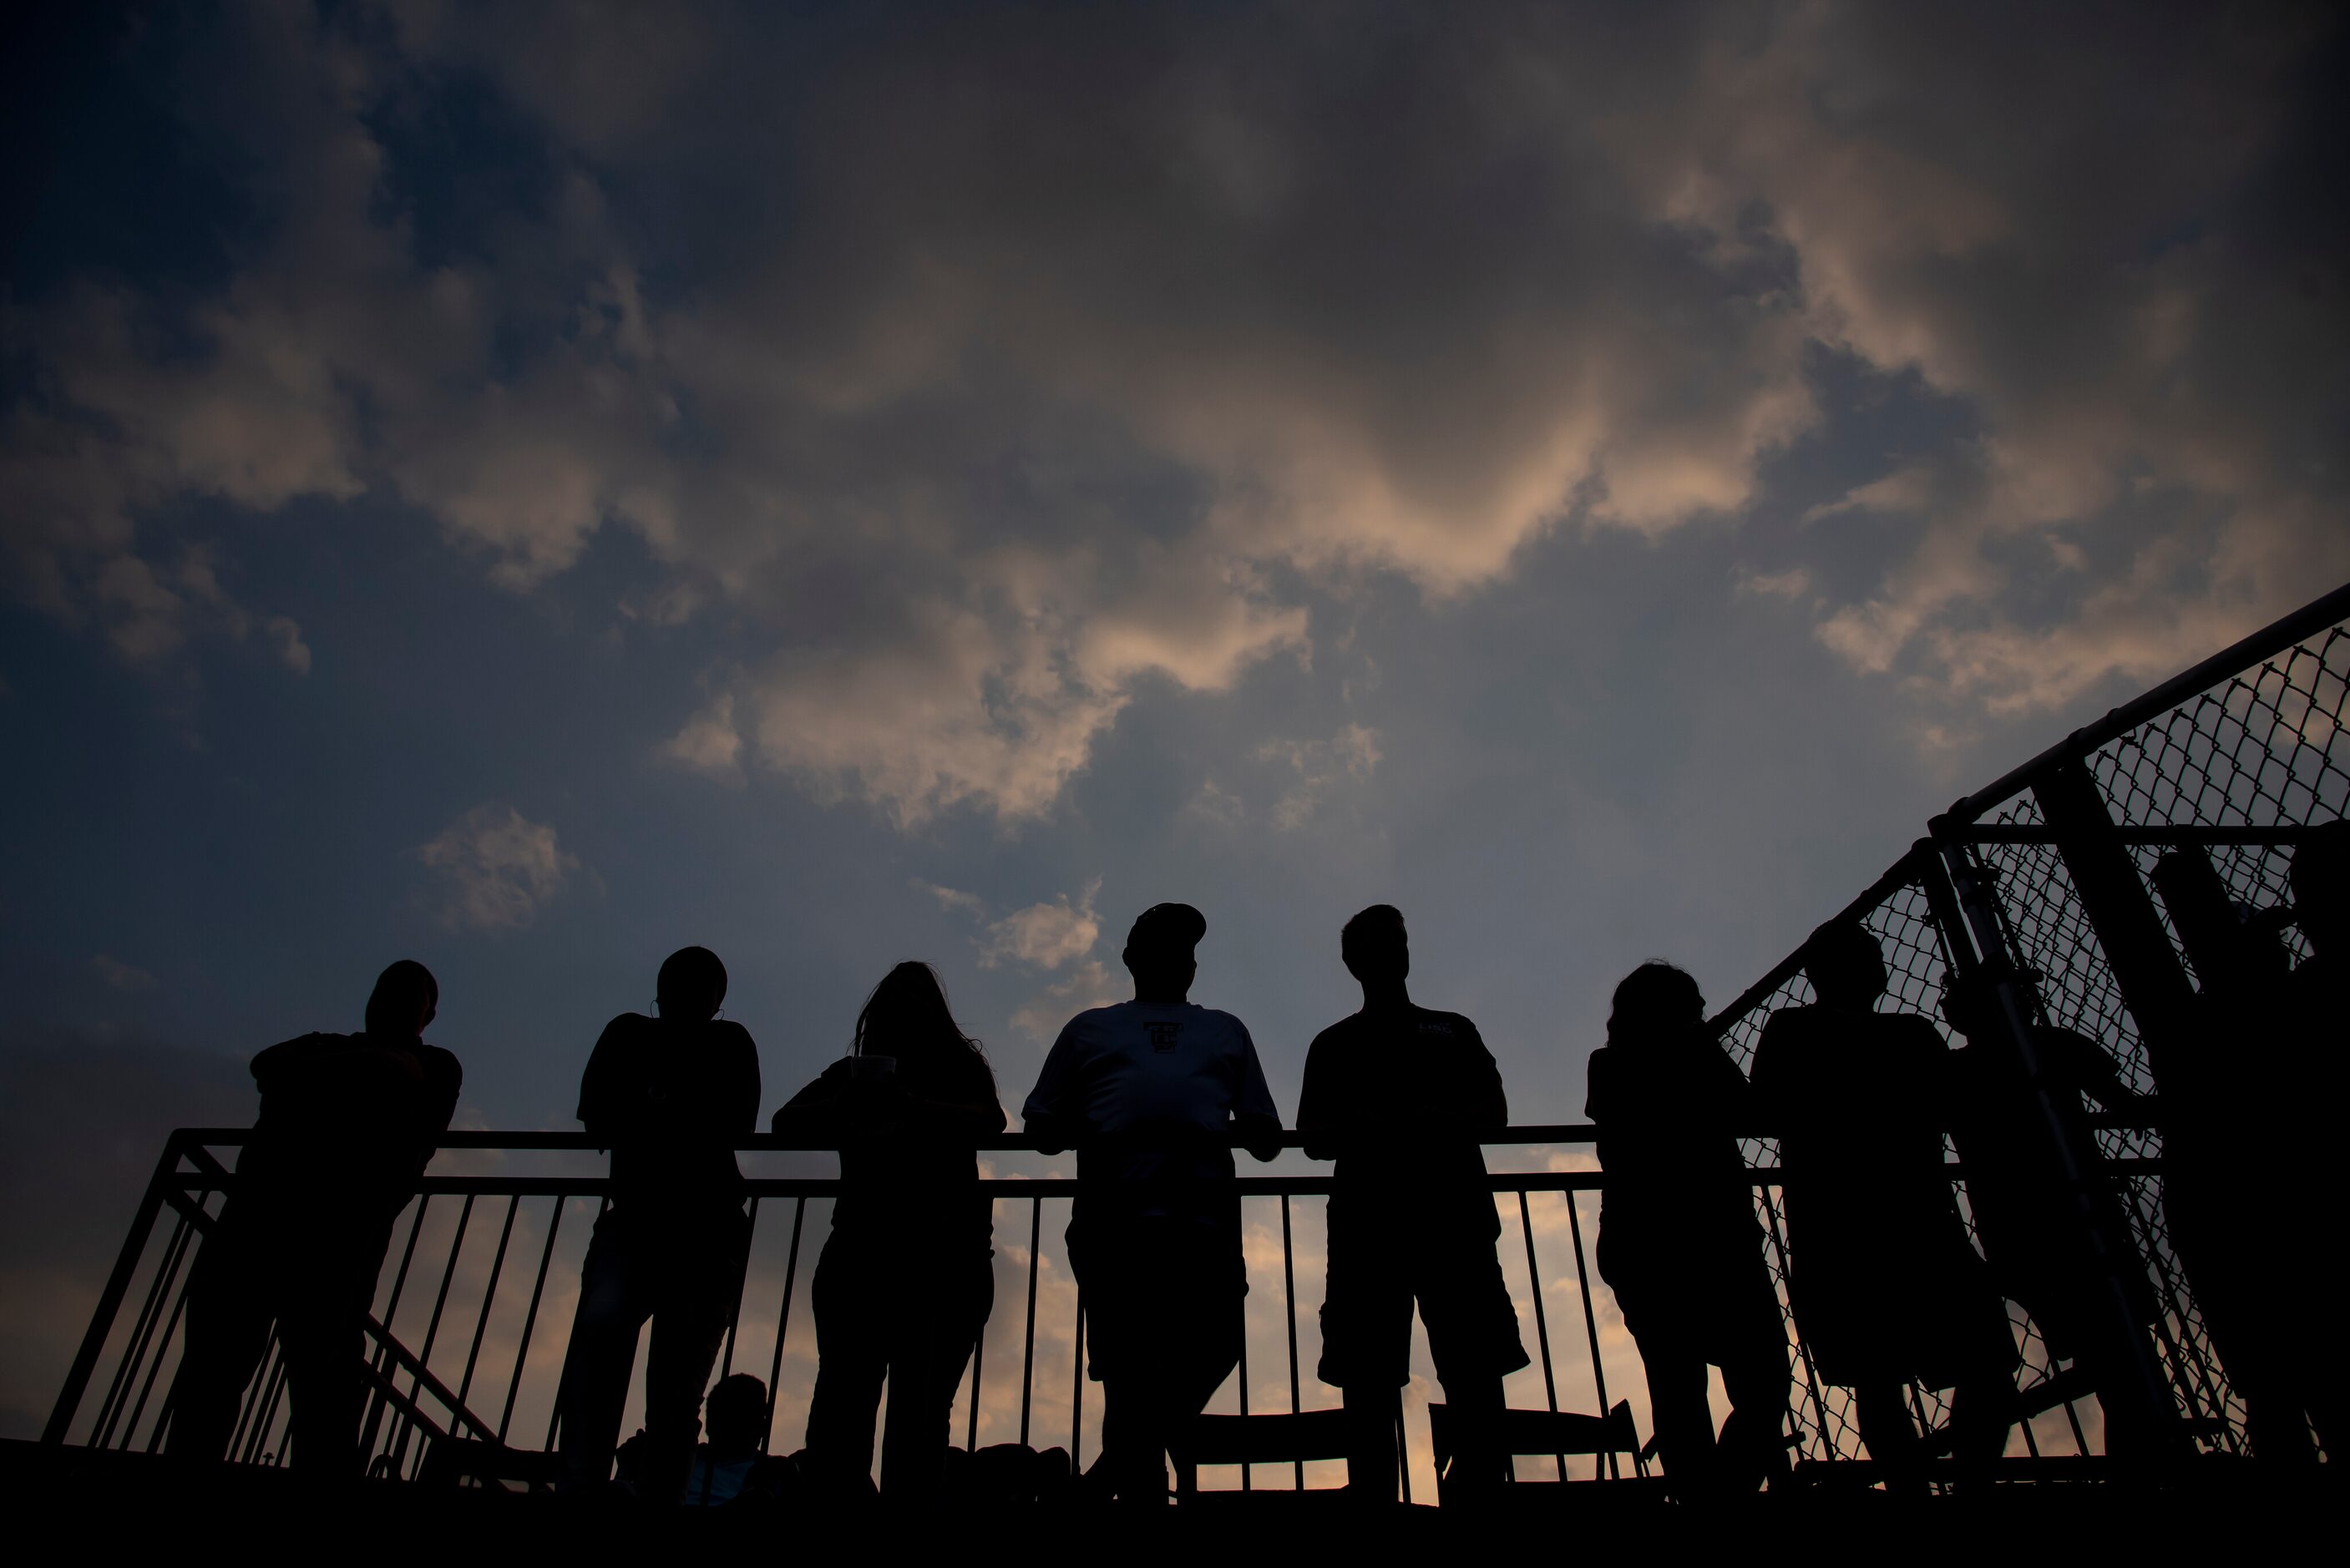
{"left": 615, "top": 1373, "right": 798, "bottom": 1505}
{"left": 555, "top": 946, "right": 762, "bottom": 1500}
{"left": 1749, "top": 923, "right": 2015, "bottom": 1479}
{"left": 1937, "top": 970, "right": 2164, "bottom": 1451}
{"left": 2275, "top": 822, "right": 2347, "bottom": 1459}
{"left": 1586, "top": 962, "right": 1787, "bottom": 1497}
{"left": 1023, "top": 903, "right": 1284, "bottom": 1507}
{"left": 166, "top": 960, "right": 460, "bottom": 1472}
{"left": 1299, "top": 904, "right": 1527, "bottom": 1498}
{"left": 775, "top": 961, "right": 1005, "bottom": 1498}
{"left": 2151, "top": 844, "right": 2324, "bottom": 1461}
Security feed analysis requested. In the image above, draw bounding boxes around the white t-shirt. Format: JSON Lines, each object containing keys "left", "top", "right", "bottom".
{"left": 1023, "top": 1000, "right": 1280, "bottom": 1237}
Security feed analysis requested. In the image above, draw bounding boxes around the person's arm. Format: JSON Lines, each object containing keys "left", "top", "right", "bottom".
{"left": 2049, "top": 1028, "right": 2154, "bottom": 1115}
{"left": 1456, "top": 1019, "right": 1508, "bottom": 1134}
{"left": 1021, "top": 1021, "right": 1087, "bottom": 1155}
{"left": 1583, "top": 1046, "right": 1613, "bottom": 1125}
{"left": 900, "top": 1055, "right": 1007, "bottom": 1137}
{"left": 575, "top": 1018, "right": 631, "bottom": 1143}
{"left": 771, "top": 1060, "right": 854, "bottom": 1137}
{"left": 1296, "top": 1032, "right": 1339, "bottom": 1161}
{"left": 723, "top": 1024, "right": 762, "bottom": 1136}
{"left": 1231, "top": 1021, "right": 1284, "bottom": 1164}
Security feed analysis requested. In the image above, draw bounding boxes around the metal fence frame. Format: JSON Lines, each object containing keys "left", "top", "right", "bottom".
{"left": 43, "top": 581, "right": 2350, "bottom": 1487}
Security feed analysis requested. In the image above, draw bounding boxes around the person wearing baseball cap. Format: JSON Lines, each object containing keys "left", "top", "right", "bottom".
{"left": 1022, "top": 902, "right": 1283, "bottom": 1505}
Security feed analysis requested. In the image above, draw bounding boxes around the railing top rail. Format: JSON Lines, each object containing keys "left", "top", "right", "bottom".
{"left": 160, "top": 1122, "right": 1612, "bottom": 1154}
{"left": 1941, "top": 579, "right": 2350, "bottom": 829}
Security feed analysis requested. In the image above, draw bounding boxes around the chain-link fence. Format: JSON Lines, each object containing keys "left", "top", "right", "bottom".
{"left": 1709, "top": 584, "right": 2350, "bottom": 1467}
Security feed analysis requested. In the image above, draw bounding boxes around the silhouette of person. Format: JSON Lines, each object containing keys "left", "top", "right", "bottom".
{"left": 1298, "top": 904, "right": 1527, "bottom": 1498}
{"left": 165, "top": 961, "right": 459, "bottom": 1473}
{"left": 1750, "top": 923, "right": 2016, "bottom": 1477}
{"left": 1022, "top": 903, "right": 1282, "bottom": 1506}
{"left": 2276, "top": 822, "right": 2348, "bottom": 1459}
{"left": 775, "top": 962, "right": 1005, "bottom": 1498}
{"left": 1937, "top": 969, "right": 2165, "bottom": 1453}
{"left": 2151, "top": 847, "right": 2322, "bottom": 1461}
{"left": 555, "top": 947, "right": 761, "bottom": 1500}
{"left": 617, "top": 1373, "right": 796, "bottom": 1505}
{"left": 1586, "top": 962, "right": 1789, "bottom": 1497}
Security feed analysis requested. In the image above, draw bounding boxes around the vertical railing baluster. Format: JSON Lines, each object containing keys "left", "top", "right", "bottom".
{"left": 456, "top": 1196, "right": 520, "bottom": 1412}
{"left": 1019, "top": 1197, "right": 1041, "bottom": 1449}
{"left": 967, "top": 1194, "right": 994, "bottom": 1453}
{"left": 247, "top": 1350, "right": 290, "bottom": 1463}
{"left": 225, "top": 1328, "right": 277, "bottom": 1459}
{"left": 1561, "top": 1181, "right": 1615, "bottom": 1480}
{"left": 759, "top": 1196, "right": 808, "bottom": 1454}
{"left": 120, "top": 1255, "right": 198, "bottom": 1451}
{"left": 1070, "top": 1285, "right": 1085, "bottom": 1470}
{"left": 1517, "top": 1189, "right": 1563, "bottom": 1479}
{"left": 723, "top": 1196, "right": 760, "bottom": 1378}
{"left": 389, "top": 1194, "right": 474, "bottom": 1469}
{"left": 362, "top": 1196, "right": 433, "bottom": 1456}
{"left": 1238, "top": 1211, "right": 1250, "bottom": 1493}
{"left": 93, "top": 1209, "right": 193, "bottom": 1449}
{"left": 1281, "top": 1196, "right": 1301, "bottom": 1490}
{"left": 46, "top": 1136, "right": 183, "bottom": 1448}
{"left": 499, "top": 1196, "right": 566, "bottom": 1443}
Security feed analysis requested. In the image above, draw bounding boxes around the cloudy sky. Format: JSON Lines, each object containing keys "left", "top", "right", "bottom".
{"left": 3, "top": 0, "right": 2346, "bottom": 1437}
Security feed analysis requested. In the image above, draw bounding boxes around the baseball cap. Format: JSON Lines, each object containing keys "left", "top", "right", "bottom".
{"left": 1125, "top": 902, "right": 1207, "bottom": 957}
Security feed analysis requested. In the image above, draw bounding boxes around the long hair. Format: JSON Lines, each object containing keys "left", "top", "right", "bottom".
{"left": 853, "top": 961, "right": 993, "bottom": 1083}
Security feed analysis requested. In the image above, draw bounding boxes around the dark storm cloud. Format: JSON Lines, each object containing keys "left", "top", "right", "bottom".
{"left": 3, "top": 0, "right": 2345, "bottom": 815}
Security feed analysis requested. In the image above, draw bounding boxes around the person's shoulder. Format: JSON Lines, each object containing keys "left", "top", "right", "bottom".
{"left": 1046, "top": 1003, "right": 1120, "bottom": 1051}
{"left": 1414, "top": 1007, "right": 1482, "bottom": 1041}
{"left": 415, "top": 1041, "right": 463, "bottom": 1086}
{"left": 708, "top": 1019, "right": 757, "bottom": 1050}
{"left": 1195, "top": 1005, "right": 1256, "bottom": 1040}
{"left": 1306, "top": 1014, "right": 1362, "bottom": 1055}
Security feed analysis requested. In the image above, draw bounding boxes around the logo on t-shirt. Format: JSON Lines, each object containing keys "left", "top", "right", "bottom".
{"left": 1146, "top": 1021, "right": 1182, "bottom": 1052}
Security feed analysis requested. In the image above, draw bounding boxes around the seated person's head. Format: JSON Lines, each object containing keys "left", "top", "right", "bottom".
{"left": 657, "top": 946, "right": 728, "bottom": 1021}
{"left": 1804, "top": 921, "right": 1888, "bottom": 1010}
{"left": 702, "top": 1373, "right": 767, "bottom": 1456}
{"left": 1340, "top": 904, "right": 1409, "bottom": 986}
{"left": 2292, "top": 821, "right": 2350, "bottom": 958}
{"left": 1122, "top": 903, "right": 1205, "bottom": 995}
{"left": 1608, "top": 961, "right": 1703, "bottom": 1045}
{"left": 365, "top": 960, "right": 439, "bottom": 1038}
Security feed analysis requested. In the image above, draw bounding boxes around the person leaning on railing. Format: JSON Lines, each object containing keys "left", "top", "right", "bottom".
{"left": 554, "top": 946, "right": 761, "bottom": 1502}
{"left": 1022, "top": 903, "right": 1284, "bottom": 1507}
{"left": 774, "top": 960, "right": 1005, "bottom": 1500}
{"left": 1585, "top": 961, "right": 1788, "bottom": 1499}
{"left": 165, "top": 960, "right": 458, "bottom": 1475}
{"left": 1749, "top": 921, "right": 2017, "bottom": 1481}
{"left": 1298, "top": 903, "right": 1527, "bottom": 1500}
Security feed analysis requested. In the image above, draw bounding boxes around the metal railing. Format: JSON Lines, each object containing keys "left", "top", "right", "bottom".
{"left": 43, "top": 580, "right": 2350, "bottom": 1490}
{"left": 46, "top": 1125, "right": 1672, "bottom": 1499}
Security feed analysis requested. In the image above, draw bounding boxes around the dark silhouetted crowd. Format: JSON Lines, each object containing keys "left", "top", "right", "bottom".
{"left": 162, "top": 826, "right": 2347, "bottom": 1505}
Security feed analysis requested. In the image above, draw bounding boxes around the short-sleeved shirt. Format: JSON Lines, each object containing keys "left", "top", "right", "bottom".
{"left": 578, "top": 1014, "right": 762, "bottom": 1214}
{"left": 1022, "top": 1000, "right": 1279, "bottom": 1240}
{"left": 788, "top": 1047, "right": 1004, "bottom": 1255}
{"left": 1297, "top": 1006, "right": 1503, "bottom": 1236}
{"left": 239, "top": 1031, "right": 463, "bottom": 1229}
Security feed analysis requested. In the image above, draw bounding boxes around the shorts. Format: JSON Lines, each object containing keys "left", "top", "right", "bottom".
{"left": 1069, "top": 1217, "right": 1245, "bottom": 1384}
{"left": 1318, "top": 1209, "right": 1529, "bottom": 1389}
